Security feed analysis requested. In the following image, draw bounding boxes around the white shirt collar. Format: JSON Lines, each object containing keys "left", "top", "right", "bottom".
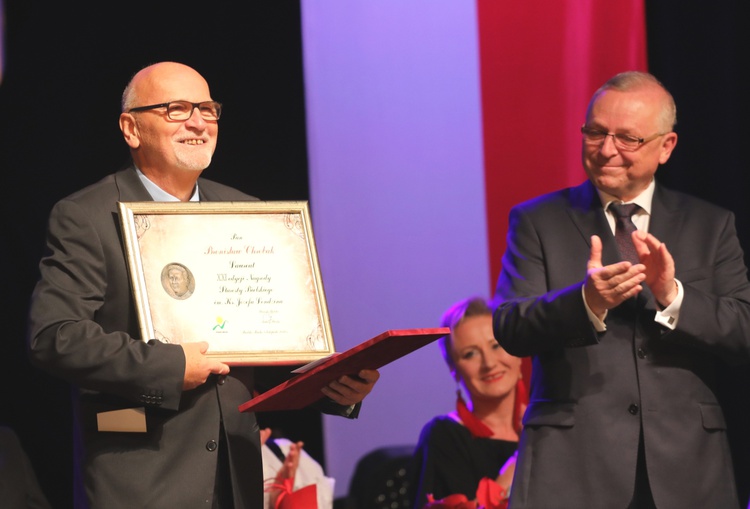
{"left": 597, "top": 179, "right": 655, "bottom": 215}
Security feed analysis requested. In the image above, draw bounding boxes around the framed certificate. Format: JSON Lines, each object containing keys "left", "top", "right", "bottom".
{"left": 118, "top": 201, "right": 335, "bottom": 365}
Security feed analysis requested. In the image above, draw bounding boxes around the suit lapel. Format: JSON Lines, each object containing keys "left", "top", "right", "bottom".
{"left": 197, "top": 179, "right": 219, "bottom": 202}
{"left": 636, "top": 183, "right": 683, "bottom": 312}
{"left": 114, "top": 166, "right": 155, "bottom": 202}
{"left": 647, "top": 184, "right": 682, "bottom": 247}
{"left": 566, "top": 180, "right": 621, "bottom": 266}
{"left": 638, "top": 183, "right": 683, "bottom": 312}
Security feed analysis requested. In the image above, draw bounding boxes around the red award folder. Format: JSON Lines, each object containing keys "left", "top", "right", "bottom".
{"left": 239, "top": 328, "right": 448, "bottom": 413}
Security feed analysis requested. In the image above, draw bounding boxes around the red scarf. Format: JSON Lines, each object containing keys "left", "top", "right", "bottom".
{"left": 425, "top": 478, "right": 508, "bottom": 509}
{"left": 456, "top": 379, "right": 527, "bottom": 438}
{"left": 266, "top": 479, "right": 318, "bottom": 509}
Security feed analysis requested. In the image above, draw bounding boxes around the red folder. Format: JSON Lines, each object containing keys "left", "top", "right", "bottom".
{"left": 239, "top": 328, "right": 448, "bottom": 413}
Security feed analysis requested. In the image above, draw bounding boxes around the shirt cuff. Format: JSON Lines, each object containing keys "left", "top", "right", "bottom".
{"left": 583, "top": 285, "right": 607, "bottom": 332}
{"left": 654, "top": 279, "right": 683, "bottom": 329}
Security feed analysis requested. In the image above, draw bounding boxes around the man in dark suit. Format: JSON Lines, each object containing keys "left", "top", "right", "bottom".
{"left": 27, "top": 61, "right": 379, "bottom": 509}
{"left": 493, "top": 71, "right": 750, "bottom": 508}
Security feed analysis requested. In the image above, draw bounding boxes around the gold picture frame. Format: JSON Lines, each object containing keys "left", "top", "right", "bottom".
{"left": 118, "top": 201, "right": 335, "bottom": 365}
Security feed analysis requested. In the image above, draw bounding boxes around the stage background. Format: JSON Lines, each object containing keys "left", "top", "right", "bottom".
{"left": 1, "top": 1, "right": 747, "bottom": 506}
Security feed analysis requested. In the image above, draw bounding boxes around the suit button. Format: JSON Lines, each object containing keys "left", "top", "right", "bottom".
{"left": 628, "top": 404, "right": 639, "bottom": 415}
{"left": 206, "top": 440, "right": 218, "bottom": 452}
{"left": 637, "top": 348, "right": 646, "bottom": 359}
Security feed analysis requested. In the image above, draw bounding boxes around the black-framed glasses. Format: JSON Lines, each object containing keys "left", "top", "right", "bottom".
{"left": 128, "top": 100, "right": 222, "bottom": 121}
{"left": 581, "top": 126, "right": 665, "bottom": 152}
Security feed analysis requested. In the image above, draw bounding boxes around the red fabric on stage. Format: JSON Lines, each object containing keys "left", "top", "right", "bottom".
{"left": 475, "top": 0, "right": 648, "bottom": 288}
{"left": 269, "top": 478, "right": 318, "bottom": 509}
{"left": 476, "top": 0, "right": 647, "bottom": 389}
{"left": 424, "top": 478, "right": 509, "bottom": 509}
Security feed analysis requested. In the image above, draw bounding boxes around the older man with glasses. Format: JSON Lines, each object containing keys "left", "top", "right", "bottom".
{"left": 492, "top": 71, "right": 750, "bottom": 509}
{"left": 27, "top": 61, "right": 380, "bottom": 509}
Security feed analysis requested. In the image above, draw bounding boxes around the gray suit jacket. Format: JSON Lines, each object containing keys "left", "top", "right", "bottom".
{"left": 494, "top": 180, "right": 750, "bottom": 509}
{"left": 29, "top": 168, "right": 272, "bottom": 508}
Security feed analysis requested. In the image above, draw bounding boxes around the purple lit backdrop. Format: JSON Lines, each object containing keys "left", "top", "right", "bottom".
{"left": 301, "top": 2, "right": 489, "bottom": 497}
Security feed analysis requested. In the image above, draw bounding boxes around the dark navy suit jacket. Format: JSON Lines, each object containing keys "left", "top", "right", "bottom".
{"left": 494, "top": 179, "right": 750, "bottom": 509}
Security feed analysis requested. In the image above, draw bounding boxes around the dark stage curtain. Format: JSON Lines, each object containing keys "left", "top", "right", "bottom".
{"left": 646, "top": 0, "right": 750, "bottom": 505}
{"left": 0, "top": 3, "right": 313, "bottom": 507}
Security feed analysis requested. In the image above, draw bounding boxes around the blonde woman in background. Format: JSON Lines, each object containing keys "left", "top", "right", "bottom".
{"left": 410, "top": 297, "right": 527, "bottom": 508}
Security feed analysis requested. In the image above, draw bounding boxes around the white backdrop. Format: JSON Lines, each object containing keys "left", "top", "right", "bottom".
{"left": 301, "top": 1, "right": 491, "bottom": 498}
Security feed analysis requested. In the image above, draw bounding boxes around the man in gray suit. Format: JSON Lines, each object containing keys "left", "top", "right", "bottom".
{"left": 493, "top": 71, "right": 750, "bottom": 508}
{"left": 27, "top": 61, "right": 379, "bottom": 508}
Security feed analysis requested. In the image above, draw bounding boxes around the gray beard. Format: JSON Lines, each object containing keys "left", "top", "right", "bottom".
{"left": 174, "top": 150, "right": 213, "bottom": 172}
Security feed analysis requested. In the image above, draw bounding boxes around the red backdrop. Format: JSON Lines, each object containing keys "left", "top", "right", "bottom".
{"left": 477, "top": 0, "right": 648, "bottom": 384}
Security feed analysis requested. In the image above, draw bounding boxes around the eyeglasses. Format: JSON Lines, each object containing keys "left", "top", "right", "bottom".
{"left": 128, "top": 100, "right": 222, "bottom": 121}
{"left": 581, "top": 126, "right": 665, "bottom": 152}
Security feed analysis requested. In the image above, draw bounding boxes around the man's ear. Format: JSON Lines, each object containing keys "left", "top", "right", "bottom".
{"left": 658, "top": 131, "right": 678, "bottom": 165}
{"left": 119, "top": 113, "right": 141, "bottom": 149}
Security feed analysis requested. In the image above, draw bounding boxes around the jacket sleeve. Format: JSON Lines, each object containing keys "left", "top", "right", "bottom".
{"left": 27, "top": 198, "right": 185, "bottom": 411}
{"left": 492, "top": 205, "right": 600, "bottom": 357}
{"left": 663, "top": 209, "right": 750, "bottom": 364}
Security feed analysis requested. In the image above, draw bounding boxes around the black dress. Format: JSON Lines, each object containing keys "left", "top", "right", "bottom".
{"left": 409, "top": 415, "right": 517, "bottom": 508}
